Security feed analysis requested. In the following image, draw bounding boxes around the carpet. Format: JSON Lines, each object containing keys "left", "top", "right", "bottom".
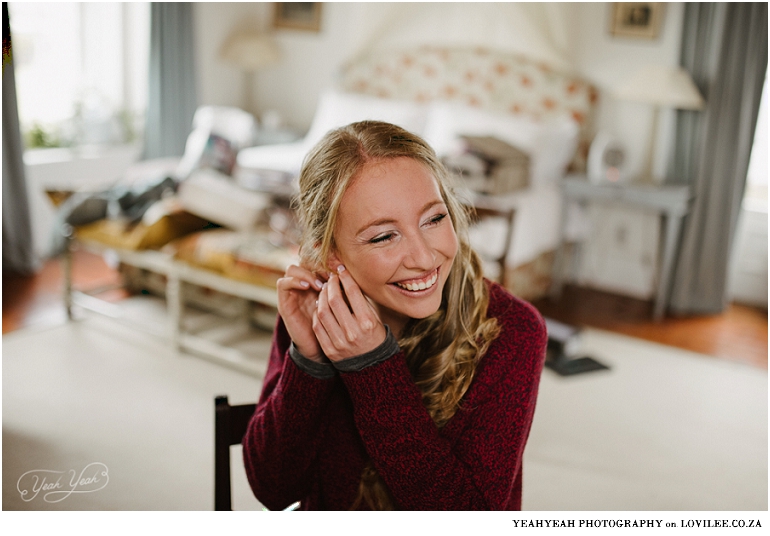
{"left": 2, "top": 296, "right": 767, "bottom": 510}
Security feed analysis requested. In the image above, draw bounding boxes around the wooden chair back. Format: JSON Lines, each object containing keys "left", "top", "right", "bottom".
{"left": 214, "top": 395, "right": 257, "bottom": 511}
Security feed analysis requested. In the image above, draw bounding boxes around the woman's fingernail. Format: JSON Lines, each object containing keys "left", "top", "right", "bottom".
{"left": 300, "top": 280, "right": 310, "bottom": 288}
{"left": 337, "top": 265, "right": 346, "bottom": 273}
{"left": 315, "top": 279, "right": 323, "bottom": 289}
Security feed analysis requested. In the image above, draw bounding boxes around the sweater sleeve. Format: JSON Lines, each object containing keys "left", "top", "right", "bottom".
{"left": 338, "top": 289, "right": 547, "bottom": 510}
{"left": 242, "top": 316, "right": 338, "bottom": 511}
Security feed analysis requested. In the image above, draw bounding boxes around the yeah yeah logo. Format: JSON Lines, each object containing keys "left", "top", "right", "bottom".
{"left": 17, "top": 463, "right": 109, "bottom": 503}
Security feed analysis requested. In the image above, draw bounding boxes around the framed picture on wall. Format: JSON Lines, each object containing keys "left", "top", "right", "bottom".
{"left": 273, "top": 3, "right": 322, "bottom": 32}
{"left": 610, "top": 2, "right": 664, "bottom": 39}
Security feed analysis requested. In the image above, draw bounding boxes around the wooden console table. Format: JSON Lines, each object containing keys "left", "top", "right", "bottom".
{"left": 550, "top": 176, "right": 693, "bottom": 321}
{"left": 64, "top": 234, "right": 277, "bottom": 377}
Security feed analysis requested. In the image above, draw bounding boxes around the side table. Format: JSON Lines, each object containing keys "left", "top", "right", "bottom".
{"left": 550, "top": 175, "right": 693, "bottom": 321}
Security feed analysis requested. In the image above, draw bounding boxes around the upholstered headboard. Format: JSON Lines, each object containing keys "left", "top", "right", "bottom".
{"left": 339, "top": 47, "right": 598, "bottom": 170}
{"left": 341, "top": 47, "right": 596, "bottom": 128}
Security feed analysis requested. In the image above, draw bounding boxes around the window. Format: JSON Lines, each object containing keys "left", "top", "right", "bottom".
{"left": 744, "top": 75, "right": 767, "bottom": 213}
{"left": 8, "top": 2, "right": 149, "bottom": 150}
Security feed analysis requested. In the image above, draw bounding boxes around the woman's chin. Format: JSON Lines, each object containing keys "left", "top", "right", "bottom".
{"left": 387, "top": 292, "right": 443, "bottom": 322}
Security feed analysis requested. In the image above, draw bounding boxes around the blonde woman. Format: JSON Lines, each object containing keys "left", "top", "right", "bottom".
{"left": 243, "top": 121, "right": 547, "bottom": 510}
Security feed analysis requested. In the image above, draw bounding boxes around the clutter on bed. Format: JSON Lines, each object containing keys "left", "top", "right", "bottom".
{"left": 168, "top": 225, "right": 299, "bottom": 289}
{"left": 175, "top": 106, "right": 257, "bottom": 178}
{"left": 75, "top": 198, "right": 212, "bottom": 252}
{"left": 177, "top": 169, "right": 272, "bottom": 232}
{"left": 443, "top": 135, "right": 531, "bottom": 195}
{"left": 55, "top": 105, "right": 261, "bottom": 257}
{"left": 233, "top": 166, "right": 295, "bottom": 197}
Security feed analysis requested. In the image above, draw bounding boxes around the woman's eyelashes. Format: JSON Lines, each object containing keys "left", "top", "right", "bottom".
{"left": 366, "top": 213, "right": 447, "bottom": 245}
{"left": 427, "top": 213, "right": 447, "bottom": 226}
{"left": 369, "top": 232, "right": 395, "bottom": 244}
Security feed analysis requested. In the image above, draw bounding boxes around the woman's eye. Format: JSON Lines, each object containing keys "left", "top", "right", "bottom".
{"left": 369, "top": 233, "right": 394, "bottom": 244}
{"left": 426, "top": 213, "right": 447, "bottom": 226}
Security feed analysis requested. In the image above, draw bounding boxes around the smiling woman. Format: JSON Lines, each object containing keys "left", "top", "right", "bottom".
{"left": 242, "top": 121, "right": 548, "bottom": 510}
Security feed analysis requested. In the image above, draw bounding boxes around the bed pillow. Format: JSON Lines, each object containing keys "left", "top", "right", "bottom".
{"left": 303, "top": 89, "right": 430, "bottom": 148}
{"left": 422, "top": 101, "right": 579, "bottom": 188}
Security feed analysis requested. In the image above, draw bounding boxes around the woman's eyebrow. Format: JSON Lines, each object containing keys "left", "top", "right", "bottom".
{"left": 355, "top": 200, "right": 445, "bottom": 236}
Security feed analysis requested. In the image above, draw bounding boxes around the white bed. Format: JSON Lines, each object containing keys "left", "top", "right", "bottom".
{"left": 236, "top": 47, "right": 597, "bottom": 297}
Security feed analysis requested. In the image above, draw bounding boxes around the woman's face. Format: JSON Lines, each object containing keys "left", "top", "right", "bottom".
{"left": 330, "top": 157, "right": 458, "bottom": 334}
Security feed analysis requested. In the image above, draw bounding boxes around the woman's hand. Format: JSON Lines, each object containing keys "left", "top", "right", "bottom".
{"left": 313, "top": 265, "right": 387, "bottom": 362}
{"left": 276, "top": 265, "right": 326, "bottom": 362}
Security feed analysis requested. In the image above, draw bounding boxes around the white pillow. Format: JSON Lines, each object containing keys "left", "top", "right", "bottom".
{"left": 236, "top": 141, "right": 309, "bottom": 175}
{"left": 422, "top": 101, "right": 579, "bottom": 188}
{"left": 303, "top": 89, "right": 430, "bottom": 148}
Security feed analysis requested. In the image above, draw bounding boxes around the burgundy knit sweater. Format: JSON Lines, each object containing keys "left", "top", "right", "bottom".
{"left": 243, "top": 281, "right": 547, "bottom": 510}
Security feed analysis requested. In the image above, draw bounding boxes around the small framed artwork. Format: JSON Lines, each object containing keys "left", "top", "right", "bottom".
{"left": 610, "top": 3, "right": 664, "bottom": 39}
{"left": 273, "top": 3, "right": 322, "bottom": 32}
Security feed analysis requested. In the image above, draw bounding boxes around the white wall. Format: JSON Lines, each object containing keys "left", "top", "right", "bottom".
{"left": 194, "top": 2, "right": 370, "bottom": 130}
{"left": 194, "top": 2, "right": 687, "bottom": 182}
{"left": 572, "top": 3, "right": 685, "bottom": 182}
{"left": 194, "top": 2, "right": 267, "bottom": 110}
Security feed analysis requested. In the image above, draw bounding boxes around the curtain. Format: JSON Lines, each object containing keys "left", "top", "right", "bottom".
{"left": 143, "top": 2, "right": 198, "bottom": 159}
{"left": 667, "top": 2, "right": 767, "bottom": 315}
{"left": 2, "top": 3, "right": 37, "bottom": 275}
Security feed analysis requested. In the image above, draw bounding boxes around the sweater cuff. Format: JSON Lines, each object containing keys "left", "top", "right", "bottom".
{"left": 333, "top": 325, "right": 400, "bottom": 373}
{"left": 289, "top": 343, "right": 336, "bottom": 380}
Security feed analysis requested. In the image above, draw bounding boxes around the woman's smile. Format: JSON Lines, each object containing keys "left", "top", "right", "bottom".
{"left": 392, "top": 267, "right": 439, "bottom": 293}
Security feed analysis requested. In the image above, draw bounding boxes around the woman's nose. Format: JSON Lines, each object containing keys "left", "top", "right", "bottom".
{"left": 403, "top": 233, "right": 435, "bottom": 270}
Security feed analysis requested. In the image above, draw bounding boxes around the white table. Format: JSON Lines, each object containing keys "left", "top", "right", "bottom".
{"left": 550, "top": 176, "right": 693, "bottom": 321}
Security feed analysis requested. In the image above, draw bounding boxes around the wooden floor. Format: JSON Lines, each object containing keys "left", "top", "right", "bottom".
{"left": 2, "top": 251, "right": 129, "bottom": 335}
{"left": 532, "top": 284, "right": 767, "bottom": 370}
{"left": 3, "top": 251, "right": 768, "bottom": 370}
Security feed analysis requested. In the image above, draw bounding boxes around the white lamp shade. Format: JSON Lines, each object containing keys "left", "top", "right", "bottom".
{"left": 220, "top": 32, "right": 281, "bottom": 71}
{"left": 614, "top": 64, "right": 705, "bottom": 110}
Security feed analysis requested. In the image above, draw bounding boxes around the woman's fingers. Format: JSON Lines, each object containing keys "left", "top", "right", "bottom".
{"left": 311, "top": 309, "right": 334, "bottom": 355}
{"left": 275, "top": 264, "right": 327, "bottom": 362}
{"left": 282, "top": 264, "right": 325, "bottom": 291}
{"left": 276, "top": 276, "right": 310, "bottom": 292}
{"left": 335, "top": 265, "right": 378, "bottom": 325}
{"left": 315, "top": 277, "right": 350, "bottom": 349}
{"left": 313, "top": 268, "right": 386, "bottom": 361}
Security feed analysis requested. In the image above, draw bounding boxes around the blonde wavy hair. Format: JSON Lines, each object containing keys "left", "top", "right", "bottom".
{"left": 295, "top": 120, "right": 500, "bottom": 509}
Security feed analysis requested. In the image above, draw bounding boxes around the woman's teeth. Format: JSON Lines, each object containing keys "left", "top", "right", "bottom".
{"left": 395, "top": 272, "right": 438, "bottom": 292}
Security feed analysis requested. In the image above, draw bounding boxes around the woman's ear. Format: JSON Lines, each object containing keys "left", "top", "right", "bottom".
{"left": 327, "top": 250, "right": 342, "bottom": 272}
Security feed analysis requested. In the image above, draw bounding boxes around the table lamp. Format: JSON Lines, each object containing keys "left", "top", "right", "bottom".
{"left": 219, "top": 30, "right": 281, "bottom": 117}
{"left": 614, "top": 64, "right": 705, "bottom": 183}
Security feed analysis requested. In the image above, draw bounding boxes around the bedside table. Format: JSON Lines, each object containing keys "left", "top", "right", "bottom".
{"left": 550, "top": 175, "right": 694, "bottom": 320}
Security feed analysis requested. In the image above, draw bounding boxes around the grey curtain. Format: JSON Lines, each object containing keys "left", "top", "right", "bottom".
{"left": 143, "top": 2, "right": 198, "bottom": 159}
{"left": 2, "top": 3, "right": 37, "bottom": 275}
{"left": 667, "top": 2, "right": 767, "bottom": 315}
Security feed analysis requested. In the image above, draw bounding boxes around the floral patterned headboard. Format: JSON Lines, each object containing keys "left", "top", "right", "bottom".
{"left": 339, "top": 46, "right": 598, "bottom": 169}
